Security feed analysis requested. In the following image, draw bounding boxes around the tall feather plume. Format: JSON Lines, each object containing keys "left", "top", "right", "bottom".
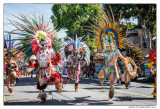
{"left": 8, "top": 14, "right": 57, "bottom": 59}
{"left": 59, "top": 37, "right": 90, "bottom": 66}
{"left": 84, "top": 5, "right": 143, "bottom": 61}
{"left": 85, "top": 6, "right": 124, "bottom": 50}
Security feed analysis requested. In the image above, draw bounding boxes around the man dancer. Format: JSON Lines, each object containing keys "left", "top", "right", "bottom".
{"left": 87, "top": 6, "right": 138, "bottom": 102}
{"left": 97, "top": 34, "right": 126, "bottom": 102}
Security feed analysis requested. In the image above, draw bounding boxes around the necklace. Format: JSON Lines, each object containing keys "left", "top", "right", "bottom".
{"left": 104, "top": 49, "right": 118, "bottom": 64}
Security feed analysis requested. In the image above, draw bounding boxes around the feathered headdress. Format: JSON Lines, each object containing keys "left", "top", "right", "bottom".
{"left": 59, "top": 36, "right": 90, "bottom": 66}
{"left": 85, "top": 6, "right": 125, "bottom": 50}
{"left": 8, "top": 14, "right": 58, "bottom": 61}
{"left": 85, "top": 6, "right": 143, "bottom": 61}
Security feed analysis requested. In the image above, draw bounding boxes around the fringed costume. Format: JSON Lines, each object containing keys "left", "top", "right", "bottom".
{"left": 59, "top": 37, "right": 90, "bottom": 91}
{"left": 147, "top": 50, "right": 156, "bottom": 98}
{"left": 4, "top": 52, "right": 20, "bottom": 95}
{"left": 85, "top": 6, "right": 138, "bottom": 101}
{"left": 9, "top": 14, "right": 63, "bottom": 102}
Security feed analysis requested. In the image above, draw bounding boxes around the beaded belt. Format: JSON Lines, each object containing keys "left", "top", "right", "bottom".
{"left": 105, "top": 64, "right": 114, "bottom": 69}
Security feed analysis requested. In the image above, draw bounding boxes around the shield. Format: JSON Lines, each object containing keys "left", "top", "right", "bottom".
{"left": 124, "top": 57, "right": 137, "bottom": 79}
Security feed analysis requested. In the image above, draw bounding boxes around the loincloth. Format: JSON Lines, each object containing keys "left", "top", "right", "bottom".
{"left": 98, "top": 64, "right": 116, "bottom": 80}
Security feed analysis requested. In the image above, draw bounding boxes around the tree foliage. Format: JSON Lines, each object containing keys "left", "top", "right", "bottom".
{"left": 51, "top": 4, "right": 156, "bottom": 52}
{"left": 83, "top": 36, "right": 97, "bottom": 52}
{"left": 51, "top": 4, "right": 101, "bottom": 38}
{"left": 103, "top": 4, "right": 156, "bottom": 36}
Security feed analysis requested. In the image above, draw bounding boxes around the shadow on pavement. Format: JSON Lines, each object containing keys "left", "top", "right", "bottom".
{"left": 136, "top": 86, "right": 153, "bottom": 88}
{"left": 83, "top": 87, "right": 110, "bottom": 90}
{"left": 4, "top": 96, "right": 113, "bottom": 105}
{"left": 115, "top": 96, "right": 156, "bottom": 102}
{"left": 4, "top": 76, "right": 38, "bottom": 86}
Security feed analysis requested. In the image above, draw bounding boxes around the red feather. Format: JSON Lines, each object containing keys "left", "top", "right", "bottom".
{"left": 50, "top": 73, "right": 62, "bottom": 85}
{"left": 30, "top": 39, "right": 41, "bottom": 54}
{"left": 55, "top": 52, "right": 61, "bottom": 63}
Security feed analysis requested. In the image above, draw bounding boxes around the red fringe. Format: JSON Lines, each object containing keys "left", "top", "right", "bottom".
{"left": 51, "top": 52, "right": 61, "bottom": 65}
{"left": 30, "top": 39, "right": 41, "bottom": 54}
{"left": 49, "top": 73, "right": 62, "bottom": 85}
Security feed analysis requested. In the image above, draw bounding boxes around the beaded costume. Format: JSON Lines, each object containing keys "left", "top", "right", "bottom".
{"left": 103, "top": 49, "right": 119, "bottom": 79}
{"left": 86, "top": 6, "right": 138, "bottom": 101}
{"left": 9, "top": 14, "right": 63, "bottom": 102}
{"left": 5, "top": 58, "right": 19, "bottom": 95}
{"left": 147, "top": 50, "right": 156, "bottom": 98}
{"left": 59, "top": 37, "right": 90, "bottom": 91}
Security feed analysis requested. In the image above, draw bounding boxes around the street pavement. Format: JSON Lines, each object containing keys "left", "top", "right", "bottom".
{"left": 4, "top": 74, "right": 156, "bottom": 106}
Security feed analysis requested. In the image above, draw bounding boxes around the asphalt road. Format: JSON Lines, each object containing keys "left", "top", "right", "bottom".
{"left": 4, "top": 74, "right": 156, "bottom": 106}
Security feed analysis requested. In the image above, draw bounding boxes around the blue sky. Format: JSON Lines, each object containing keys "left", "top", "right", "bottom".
{"left": 4, "top": 4, "right": 67, "bottom": 39}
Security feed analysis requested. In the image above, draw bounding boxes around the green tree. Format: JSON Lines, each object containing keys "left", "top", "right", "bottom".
{"left": 103, "top": 4, "right": 156, "bottom": 36}
{"left": 84, "top": 36, "right": 97, "bottom": 52}
{"left": 51, "top": 4, "right": 101, "bottom": 38}
{"left": 103, "top": 4, "right": 156, "bottom": 50}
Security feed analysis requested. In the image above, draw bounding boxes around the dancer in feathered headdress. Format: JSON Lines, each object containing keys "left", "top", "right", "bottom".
{"left": 8, "top": 14, "right": 63, "bottom": 102}
{"left": 59, "top": 36, "right": 90, "bottom": 92}
{"left": 146, "top": 49, "right": 156, "bottom": 98}
{"left": 85, "top": 6, "right": 138, "bottom": 102}
{"left": 4, "top": 50, "right": 19, "bottom": 96}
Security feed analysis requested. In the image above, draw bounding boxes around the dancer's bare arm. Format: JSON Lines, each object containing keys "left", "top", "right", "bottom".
{"left": 96, "top": 53, "right": 104, "bottom": 57}
{"left": 117, "top": 51, "right": 126, "bottom": 62}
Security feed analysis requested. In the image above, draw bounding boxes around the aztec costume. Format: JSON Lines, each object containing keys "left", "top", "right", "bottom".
{"left": 4, "top": 52, "right": 20, "bottom": 95}
{"left": 146, "top": 50, "right": 156, "bottom": 98}
{"left": 85, "top": 7, "right": 138, "bottom": 100}
{"left": 9, "top": 14, "right": 63, "bottom": 102}
{"left": 59, "top": 37, "right": 90, "bottom": 91}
